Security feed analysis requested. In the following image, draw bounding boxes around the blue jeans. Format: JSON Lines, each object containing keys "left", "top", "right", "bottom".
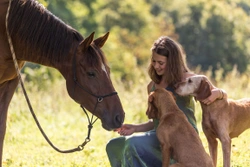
{"left": 106, "top": 130, "right": 163, "bottom": 167}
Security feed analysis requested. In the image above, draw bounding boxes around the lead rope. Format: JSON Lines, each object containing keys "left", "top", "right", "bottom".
{"left": 5, "top": 0, "right": 93, "bottom": 153}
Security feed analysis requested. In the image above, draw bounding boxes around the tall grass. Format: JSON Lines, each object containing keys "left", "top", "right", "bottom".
{"left": 3, "top": 66, "right": 250, "bottom": 166}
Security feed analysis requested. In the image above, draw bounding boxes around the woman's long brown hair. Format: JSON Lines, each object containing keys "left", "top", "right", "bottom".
{"left": 148, "top": 36, "right": 190, "bottom": 86}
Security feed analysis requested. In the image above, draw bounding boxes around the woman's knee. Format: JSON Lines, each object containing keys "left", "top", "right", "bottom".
{"left": 125, "top": 136, "right": 140, "bottom": 148}
{"left": 106, "top": 138, "right": 116, "bottom": 153}
{"left": 106, "top": 137, "right": 125, "bottom": 154}
{"left": 124, "top": 136, "right": 146, "bottom": 154}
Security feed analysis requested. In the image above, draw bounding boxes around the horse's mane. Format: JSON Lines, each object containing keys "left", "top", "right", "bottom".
{"left": 8, "top": 0, "right": 84, "bottom": 62}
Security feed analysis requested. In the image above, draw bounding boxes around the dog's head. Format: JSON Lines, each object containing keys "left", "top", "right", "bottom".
{"left": 175, "top": 75, "right": 211, "bottom": 101}
{"left": 146, "top": 88, "right": 176, "bottom": 119}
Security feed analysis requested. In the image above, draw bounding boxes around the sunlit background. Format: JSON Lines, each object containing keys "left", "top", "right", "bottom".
{"left": 4, "top": 0, "right": 250, "bottom": 166}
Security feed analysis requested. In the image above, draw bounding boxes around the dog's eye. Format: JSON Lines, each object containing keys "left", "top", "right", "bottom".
{"left": 188, "top": 78, "right": 192, "bottom": 83}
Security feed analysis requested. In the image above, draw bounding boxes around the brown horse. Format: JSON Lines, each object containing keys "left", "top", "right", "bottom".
{"left": 0, "top": 0, "right": 125, "bottom": 165}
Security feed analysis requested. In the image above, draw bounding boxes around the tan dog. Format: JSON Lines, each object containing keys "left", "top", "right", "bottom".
{"left": 146, "top": 88, "right": 213, "bottom": 167}
{"left": 175, "top": 75, "right": 250, "bottom": 167}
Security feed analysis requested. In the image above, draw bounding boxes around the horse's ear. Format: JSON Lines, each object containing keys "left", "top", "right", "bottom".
{"left": 196, "top": 77, "right": 212, "bottom": 101}
{"left": 93, "top": 32, "right": 109, "bottom": 48}
{"left": 80, "top": 32, "right": 95, "bottom": 51}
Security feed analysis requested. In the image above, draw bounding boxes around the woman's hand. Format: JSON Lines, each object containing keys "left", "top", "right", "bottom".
{"left": 201, "top": 88, "right": 223, "bottom": 105}
{"left": 115, "top": 124, "right": 136, "bottom": 136}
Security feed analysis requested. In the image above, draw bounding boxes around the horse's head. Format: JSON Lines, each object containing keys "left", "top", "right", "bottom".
{"left": 66, "top": 32, "right": 125, "bottom": 131}
{"left": 7, "top": 0, "right": 124, "bottom": 131}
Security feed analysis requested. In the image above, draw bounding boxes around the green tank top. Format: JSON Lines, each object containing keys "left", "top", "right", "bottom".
{"left": 151, "top": 85, "right": 198, "bottom": 133}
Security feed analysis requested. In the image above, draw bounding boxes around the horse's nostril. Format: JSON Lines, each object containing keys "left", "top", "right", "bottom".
{"left": 115, "top": 115, "right": 121, "bottom": 123}
{"left": 115, "top": 114, "right": 124, "bottom": 127}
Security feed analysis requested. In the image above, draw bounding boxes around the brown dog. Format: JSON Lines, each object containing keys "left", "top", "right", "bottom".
{"left": 175, "top": 75, "right": 250, "bottom": 167}
{"left": 146, "top": 88, "right": 213, "bottom": 167}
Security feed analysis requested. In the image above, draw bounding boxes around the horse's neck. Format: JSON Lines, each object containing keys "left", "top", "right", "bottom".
{"left": 6, "top": 0, "right": 81, "bottom": 70}
{"left": 13, "top": 39, "right": 77, "bottom": 70}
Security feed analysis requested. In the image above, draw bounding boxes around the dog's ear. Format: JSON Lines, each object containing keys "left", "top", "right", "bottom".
{"left": 148, "top": 92, "right": 154, "bottom": 102}
{"left": 146, "top": 92, "right": 157, "bottom": 119}
{"left": 195, "top": 77, "right": 212, "bottom": 101}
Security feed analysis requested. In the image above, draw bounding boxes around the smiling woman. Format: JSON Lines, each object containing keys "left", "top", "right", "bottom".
{"left": 105, "top": 35, "right": 225, "bottom": 167}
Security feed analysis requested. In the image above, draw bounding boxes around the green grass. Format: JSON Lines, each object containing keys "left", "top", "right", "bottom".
{"left": 3, "top": 68, "right": 250, "bottom": 166}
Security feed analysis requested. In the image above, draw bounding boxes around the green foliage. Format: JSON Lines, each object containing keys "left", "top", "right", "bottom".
{"left": 171, "top": 0, "right": 250, "bottom": 76}
{"left": 34, "top": 0, "right": 250, "bottom": 84}
{"left": 22, "top": 63, "right": 63, "bottom": 91}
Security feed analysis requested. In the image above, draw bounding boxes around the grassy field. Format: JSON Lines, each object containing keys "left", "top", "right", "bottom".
{"left": 3, "top": 67, "right": 250, "bottom": 167}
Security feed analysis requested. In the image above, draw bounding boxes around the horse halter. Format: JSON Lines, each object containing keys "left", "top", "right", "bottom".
{"left": 72, "top": 44, "right": 118, "bottom": 127}
{"left": 72, "top": 43, "right": 118, "bottom": 105}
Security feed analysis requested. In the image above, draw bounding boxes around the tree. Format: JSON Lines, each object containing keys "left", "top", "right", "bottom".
{"left": 174, "top": 0, "right": 250, "bottom": 76}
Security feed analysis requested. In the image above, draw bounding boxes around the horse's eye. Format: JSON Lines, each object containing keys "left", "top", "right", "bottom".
{"left": 87, "top": 72, "right": 95, "bottom": 78}
{"left": 188, "top": 78, "right": 192, "bottom": 83}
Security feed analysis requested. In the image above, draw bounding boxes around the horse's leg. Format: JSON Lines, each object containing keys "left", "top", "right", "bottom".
{"left": 0, "top": 78, "right": 19, "bottom": 167}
